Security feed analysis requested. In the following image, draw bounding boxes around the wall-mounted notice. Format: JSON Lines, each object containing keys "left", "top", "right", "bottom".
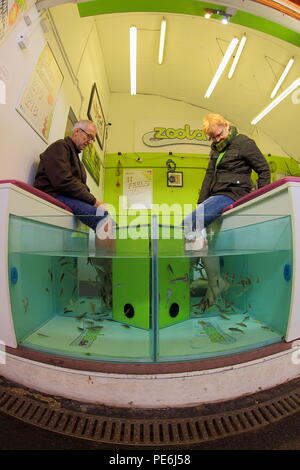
{"left": 16, "top": 43, "right": 64, "bottom": 142}
{"left": 123, "top": 169, "right": 153, "bottom": 209}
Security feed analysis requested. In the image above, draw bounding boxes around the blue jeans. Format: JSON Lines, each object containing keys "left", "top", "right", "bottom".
{"left": 54, "top": 195, "right": 108, "bottom": 231}
{"left": 183, "top": 195, "right": 234, "bottom": 235}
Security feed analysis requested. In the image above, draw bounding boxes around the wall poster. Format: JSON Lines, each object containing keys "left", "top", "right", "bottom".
{"left": 87, "top": 82, "right": 106, "bottom": 150}
{"left": 123, "top": 169, "right": 153, "bottom": 209}
{"left": 16, "top": 42, "right": 64, "bottom": 142}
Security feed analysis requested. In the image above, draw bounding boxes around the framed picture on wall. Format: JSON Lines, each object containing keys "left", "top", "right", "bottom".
{"left": 167, "top": 171, "right": 183, "bottom": 187}
{"left": 82, "top": 144, "right": 101, "bottom": 186}
{"left": 64, "top": 107, "right": 77, "bottom": 137}
{"left": 87, "top": 83, "right": 106, "bottom": 150}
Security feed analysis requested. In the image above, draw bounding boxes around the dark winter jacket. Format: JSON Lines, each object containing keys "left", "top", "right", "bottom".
{"left": 34, "top": 137, "right": 96, "bottom": 205}
{"left": 198, "top": 134, "right": 270, "bottom": 203}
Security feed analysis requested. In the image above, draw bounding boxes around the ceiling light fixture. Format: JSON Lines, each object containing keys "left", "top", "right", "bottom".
{"left": 204, "top": 37, "right": 239, "bottom": 98}
{"left": 228, "top": 34, "right": 247, "bottom": 79}
{"left": 251, "top": 77, "right": 300, "bottom": 125}
{"left": 204, "top": 8, "right": 232, "bottom": 24}
{"left": 270, "top": 57, "right": 294, "bottom": 99}
{"left": 158, "top": 17, "right": 166, "bottom": 65}
{"left": 129, "top": 26, "right": 137, "bottom": 95}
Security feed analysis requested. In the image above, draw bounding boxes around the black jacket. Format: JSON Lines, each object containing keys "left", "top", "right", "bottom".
{"left": 34, "top": 137, "right": 96, "bottom": 205}
{"left": 198, "top": 134, "right": 270, "bottom": 203}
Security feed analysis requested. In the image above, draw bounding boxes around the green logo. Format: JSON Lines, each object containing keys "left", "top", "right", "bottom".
{"left": 142, "top": 124, "right": 210, "bottom": 147}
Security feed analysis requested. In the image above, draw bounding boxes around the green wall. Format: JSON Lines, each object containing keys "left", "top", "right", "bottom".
{"left": 104, "top": 152, "right": 300, "bottom": 213}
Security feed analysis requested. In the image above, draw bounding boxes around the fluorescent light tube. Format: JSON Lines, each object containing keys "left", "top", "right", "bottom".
{"left": 251, "top": 77, "right": 300, "bottom": 125}
{"left": 158, "top": 17, "right": 166, "bottom": 65}
{"left": 204, "top": 37, "right": 239, "bottom": 98}
{"left": 130, "top": 26, "right": 137, "bottom": 95}
{"left": 228, "top": 34, "right": 247, "bottom": 79}
{"left": 270, "top": 57, "right": 294, "bottom": 99}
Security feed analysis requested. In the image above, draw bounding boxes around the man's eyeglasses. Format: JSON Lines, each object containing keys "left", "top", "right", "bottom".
{"left": 79, "top": 128, "right": 96, "bottom": 142}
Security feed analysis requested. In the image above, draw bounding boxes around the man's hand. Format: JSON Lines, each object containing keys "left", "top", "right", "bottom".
{"left": 94, "top": 200, "right": 105, "bottom": 208}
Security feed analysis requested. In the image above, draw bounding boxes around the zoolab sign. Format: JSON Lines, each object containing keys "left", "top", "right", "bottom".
{"left": 135, "top": 121, "right": 211, "bottom": 152}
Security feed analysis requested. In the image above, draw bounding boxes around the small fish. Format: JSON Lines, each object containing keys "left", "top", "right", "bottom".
{"left": 248, "top": 304, "right": 252, "bottom": 309}
{"left": 48, "top": 268, "right": 53, "bottom": 282}
{"left": 228, "top": 327, "right": 244, "bottom": 334}
{"left": 60, "top": 261, "right": 73, "bottom": 266}
{"left": 90, "top": 302, "right": 96, "bottom": 314}
{"left": 68, "top": 268, "right": 77, "bottom": 277}
{"left": 63, "top": 309, "right": 73, "bottom": 314}
{"left": 77, "top": 312, "right": 87, "bottom": 319}
{"left": 121, "top": 324, "right": 131, "bottom": 328}
{"left": 198, "top": 321, "right": 208, "bottom": 326}
{"left": 22, "top": 297, "right": 29, "bottom": 313}
{"left": 37, "top": 333, "right": 49, "bottom": 337}
{"left": 167, "top": 264, "right": 174, "bottom": 276}
{"left": 219, "top": 314, "right": 230, "bottom": 320}
{"left": 60, "top": 287, "right": 64, "bottom": 296}
{"left": 72, "top": 285, "right": 77, "bottom": 294}
{"left": 243, "top": 316, "right": 250, "bottom": 322}
{"left": 170, "top": 273, "right": 189, "bottom": 284}
{"left": 77, "top": 327, "right": 84, "bottom": 331}
{"left": 236, "top": 322, "right": 247, "bottom": 328}
{"left": 60, "top": 273, "right": 65, "bottom": 283}
{"left": 79, "top": 300, "right": 85, "bottom": 304}
{"left": 45, "top": 288, "right": 49, "bottom": 293}
{"left": 234, "top": 291, "right": 245, "bottom": 297}
{"left": 261, "top": 326, "right": 275, "bottom": 332}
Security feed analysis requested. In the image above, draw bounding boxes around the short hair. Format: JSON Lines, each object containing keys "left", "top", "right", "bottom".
{"left": 202, "top": 114, "right": 230, "bottom": 135}
{"left": 73, "top": 120, "right": 96, "bottom": 132}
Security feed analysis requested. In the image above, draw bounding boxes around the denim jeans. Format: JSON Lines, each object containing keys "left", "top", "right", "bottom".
{"left": 183, "top": 195, "right": 234, "bottom": 237}
{"left": 54, "top": 195, "right": 108, "bottom": 231}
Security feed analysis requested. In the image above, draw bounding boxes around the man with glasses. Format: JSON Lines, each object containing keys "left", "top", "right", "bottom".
{"left": 34, "top": 120, "right": 114, "bottom": 251}
{"left": 183, "top": 113, "right": 270, "bottom": 308}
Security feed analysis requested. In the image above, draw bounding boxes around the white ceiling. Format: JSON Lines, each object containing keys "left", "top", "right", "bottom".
{"left": 94, "top": 12, "right": 300, "bottom": 160}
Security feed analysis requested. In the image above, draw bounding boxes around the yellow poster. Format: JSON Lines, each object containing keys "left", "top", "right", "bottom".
{"left": 16, "top": 43, "right": 64, "bottom": 141}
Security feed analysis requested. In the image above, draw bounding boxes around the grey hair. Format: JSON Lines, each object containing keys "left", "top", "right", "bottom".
{"left": 73, "top": 120, "right": 96, "bottom": 132}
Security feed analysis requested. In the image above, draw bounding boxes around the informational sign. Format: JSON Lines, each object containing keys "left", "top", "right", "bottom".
{"left": 16, "top": 43, "right": 64, "bottom": 142}
{"left": 123, "top": 169, "right": 153, "bottom": 209}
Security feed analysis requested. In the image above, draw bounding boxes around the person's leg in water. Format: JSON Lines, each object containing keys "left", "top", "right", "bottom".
{"left": 183, "top": 195, "right": 234, "bottom": 309}
{"left": 54, "top": 195, "right": 115, "bottom": 309}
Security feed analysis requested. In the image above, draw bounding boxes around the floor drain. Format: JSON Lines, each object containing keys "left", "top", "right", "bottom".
{"left": 1, "top": 385, "right": 300, "bottom": 446}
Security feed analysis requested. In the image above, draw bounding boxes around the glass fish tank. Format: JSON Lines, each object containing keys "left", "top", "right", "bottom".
{"left": 7, "top": 212, "right": 292, "bottom": 363}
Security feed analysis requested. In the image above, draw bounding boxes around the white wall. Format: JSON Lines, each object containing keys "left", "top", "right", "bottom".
{"left": 0, "top": 3, "right": 109, "bottom": 199}
{"left": 106, "top": 93, "right": 291, "bottom": 158}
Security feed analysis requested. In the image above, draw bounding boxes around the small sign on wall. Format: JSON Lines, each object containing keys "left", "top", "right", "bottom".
{"left": 16, "top": 43, "right": 64, "bottom": 142}
{"left": 123, "top": 169, "right": 153, "bottom": 209}
{"left": 167, "top": 171, "right": 183, "bottom": 187}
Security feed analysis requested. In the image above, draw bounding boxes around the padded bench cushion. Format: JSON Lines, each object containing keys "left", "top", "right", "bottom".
{"left": 222, "top": 177, "right": 300, "bottom": 213}
{"left": 0, "top": 180, "right": 73, "bottom": 213}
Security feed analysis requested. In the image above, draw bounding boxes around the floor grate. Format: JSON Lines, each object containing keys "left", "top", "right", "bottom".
{"left": 1, "top": 384, "right": 300, "bottom": 446}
